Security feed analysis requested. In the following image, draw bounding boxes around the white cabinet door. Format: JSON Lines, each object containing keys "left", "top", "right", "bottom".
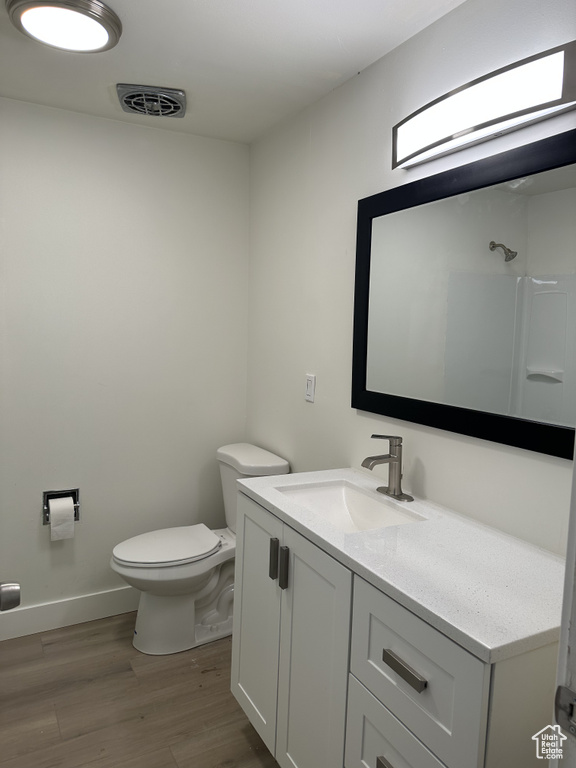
{"left": 231, "top": 493, "right": 283, "bottom": 753}
{"left": 232, "top": 493, "right": 352, "bottom": 768}
{"left": 276, "top": 524, "right": 352, "bottom": 768}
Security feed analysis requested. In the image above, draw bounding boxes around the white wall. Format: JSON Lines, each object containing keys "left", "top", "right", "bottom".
{"left": 528, "top": 188, "right": 576, "bottom": 275}
{"left": 247, "top": 0, "right": 576, "bottom": 555}
{"left": 0, "top": 99, "right": 249, "bottom": 637}
{"left": 1, "top": 0, "right": 574, "bottom": 641}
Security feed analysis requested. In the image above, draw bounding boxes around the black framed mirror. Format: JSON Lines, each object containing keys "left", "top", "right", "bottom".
{"left": 352, "top": 130, "right": 576, "bottom": 459}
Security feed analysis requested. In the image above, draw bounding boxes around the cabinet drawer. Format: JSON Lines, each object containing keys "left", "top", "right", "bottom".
{"left": 351, "top": 578, "right": 489, "bottom": 768}
{"left": 345, "top": 675, "right": 446, "bottom": 768}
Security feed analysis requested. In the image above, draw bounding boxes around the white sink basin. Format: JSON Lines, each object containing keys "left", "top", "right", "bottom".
{"left": 278, "top": 480, "right": 426, "bottom": 532}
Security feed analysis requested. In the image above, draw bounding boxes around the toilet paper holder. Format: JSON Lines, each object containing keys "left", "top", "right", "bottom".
{"left": 42, "top": 489, "right": 80, "bottom": 525}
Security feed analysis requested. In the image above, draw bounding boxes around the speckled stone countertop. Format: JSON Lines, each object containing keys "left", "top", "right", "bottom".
{"left": 238, "top": 467, "right": 565, "bottom": 664}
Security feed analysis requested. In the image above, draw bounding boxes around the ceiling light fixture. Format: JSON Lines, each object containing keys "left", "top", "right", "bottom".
{"left": 6, "top": 0, "right": 122, "bottom": 52}
{"left": 393, "top": 40, "right": 576, "bottom": 169}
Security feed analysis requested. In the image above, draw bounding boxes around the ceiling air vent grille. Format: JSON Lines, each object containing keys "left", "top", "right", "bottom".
{"left": 116, "top": 84, "right": 186, "bottom": 118}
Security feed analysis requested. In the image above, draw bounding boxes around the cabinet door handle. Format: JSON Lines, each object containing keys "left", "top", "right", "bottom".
{"left": 382, "top": 649, "right": 428, "bottom": 693}
{"left": 278, "top": 546, "right": 290, "bottom": 589}
{"left": 269, "top": 538, "right": 280, "bottom": 580}
{"left": 376, "top": 757, "right": 395, "bottom": 768}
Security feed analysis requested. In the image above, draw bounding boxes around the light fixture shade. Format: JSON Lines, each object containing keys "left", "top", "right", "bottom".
{"left": 393, "top": 41, "right": 576, "bottom": 169}
{"left": 6, "top": 0, "right": 122, "bottom": 52}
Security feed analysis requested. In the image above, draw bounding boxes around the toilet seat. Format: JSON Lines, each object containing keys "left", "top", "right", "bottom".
{"left": 112, "top": 524, "right": 221, "bottom": 568}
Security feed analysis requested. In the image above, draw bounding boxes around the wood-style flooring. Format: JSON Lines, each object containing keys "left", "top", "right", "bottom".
{"left": 0, "top": 612, "right": 278, "bottom": 768}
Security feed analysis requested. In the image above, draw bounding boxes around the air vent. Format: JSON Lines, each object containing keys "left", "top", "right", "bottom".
{"left": 116, "top": 84, "right": 186, "bottom": 118}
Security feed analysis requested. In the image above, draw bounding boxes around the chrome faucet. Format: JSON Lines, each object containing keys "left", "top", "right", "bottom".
{"left": 361, "top": 435, "right": 413, "bottom": 502}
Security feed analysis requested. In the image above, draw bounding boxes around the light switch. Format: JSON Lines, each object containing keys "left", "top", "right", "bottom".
{"left": 305, "top": 374, "right": 316, "bottom": 403}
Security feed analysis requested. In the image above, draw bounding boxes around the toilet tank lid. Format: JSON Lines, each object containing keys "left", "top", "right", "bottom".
{"left": 217, "top": 443, "right": 289, "bottom": 475}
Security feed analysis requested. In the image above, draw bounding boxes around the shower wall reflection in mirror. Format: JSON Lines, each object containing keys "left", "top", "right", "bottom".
{"left": 367, "top": 164, "right": 576, "bottom": 427}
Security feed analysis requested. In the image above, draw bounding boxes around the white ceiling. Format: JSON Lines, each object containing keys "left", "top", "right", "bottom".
{"left": 0, "top": 0, "right": 468, "bottom": 144}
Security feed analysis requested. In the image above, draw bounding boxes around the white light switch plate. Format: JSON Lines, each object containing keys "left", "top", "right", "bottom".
{"left": 305, "top": 374, "right": 316, "bottom": 402}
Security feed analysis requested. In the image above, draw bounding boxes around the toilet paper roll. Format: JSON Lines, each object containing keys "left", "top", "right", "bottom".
{"left": 49, "top": 496, "right": 75, "bottom": 541}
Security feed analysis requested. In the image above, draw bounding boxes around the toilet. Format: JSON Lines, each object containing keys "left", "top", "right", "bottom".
{"left": 110, "top": 443, "right": 289, "bottom": 655}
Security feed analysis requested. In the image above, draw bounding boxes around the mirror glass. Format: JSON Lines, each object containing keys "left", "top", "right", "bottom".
{"left": 352, "top": 131, "right": 576, "bottom": 459}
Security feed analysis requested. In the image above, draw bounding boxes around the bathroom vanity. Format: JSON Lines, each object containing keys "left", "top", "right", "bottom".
{"left": 230, "top": 468, "right": 564, "bottom": 768}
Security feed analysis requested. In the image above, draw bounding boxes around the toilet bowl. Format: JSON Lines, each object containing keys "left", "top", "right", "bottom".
{"left": 110, "top": 443, "right": 289, "bottom": 655}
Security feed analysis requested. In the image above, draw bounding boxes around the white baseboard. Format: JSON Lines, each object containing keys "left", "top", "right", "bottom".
{"left": 0, "top": 586, "right": 140, "bottom": 641}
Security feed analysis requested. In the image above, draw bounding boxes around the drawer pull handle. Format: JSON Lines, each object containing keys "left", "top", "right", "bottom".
{"left": 382, "top": 648, "right": 428, "bottom": 693}
{"left": 269, "top": 538, "right": 280, "bottom": 580}
{"left": 376, "top": 758, "right": 395, "bottom": 768}
{"left": 278, "top": 546, "right": 290, "bottom": 590}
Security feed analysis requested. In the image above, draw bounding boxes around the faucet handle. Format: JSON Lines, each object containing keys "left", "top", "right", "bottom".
{"left": 371, "top": 434, "right": 402, "bottom": 445}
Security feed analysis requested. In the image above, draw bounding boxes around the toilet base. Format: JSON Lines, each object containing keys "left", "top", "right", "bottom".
{"left": 133, "top": 560, "right": 234, "bottom": 655}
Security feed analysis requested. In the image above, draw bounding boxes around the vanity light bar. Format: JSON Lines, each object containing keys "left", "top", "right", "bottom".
{"left": 393, "top": 40, "right": 576, "bottom": 169}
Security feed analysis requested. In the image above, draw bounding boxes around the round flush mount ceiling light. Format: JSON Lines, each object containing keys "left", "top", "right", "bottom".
{"left": 6, "top": 0, "right": 122, "bottom": 52}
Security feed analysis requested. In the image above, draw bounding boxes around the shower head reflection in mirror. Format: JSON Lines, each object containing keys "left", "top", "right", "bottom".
{"left": 489, "top": 241, "right": 518, "bottom": 262}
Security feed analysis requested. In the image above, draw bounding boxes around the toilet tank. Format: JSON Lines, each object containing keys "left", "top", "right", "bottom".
{"left": 217, "top": 443, "right": 290, "bottom": 533}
